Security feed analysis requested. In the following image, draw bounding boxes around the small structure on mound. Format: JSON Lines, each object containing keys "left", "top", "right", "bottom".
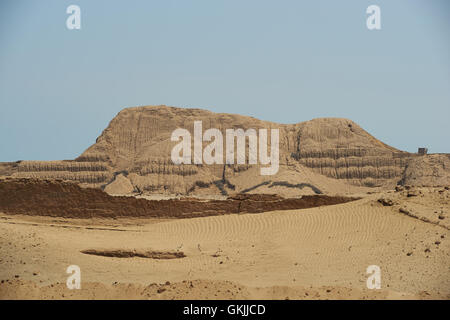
{"left": 418, "top": 148, "right": 428, "bottom": 155}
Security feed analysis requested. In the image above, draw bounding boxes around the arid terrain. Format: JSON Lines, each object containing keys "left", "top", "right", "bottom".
{"left": 0, "top": 106, "right": 449, "bottom": 299}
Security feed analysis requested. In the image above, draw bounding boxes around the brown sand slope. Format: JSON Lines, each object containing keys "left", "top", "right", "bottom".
{"left": 0, "top": 178, "right": 357, "bottom": 218}
{"left": 5, "top": 105, "right": 442, "bottom": 196}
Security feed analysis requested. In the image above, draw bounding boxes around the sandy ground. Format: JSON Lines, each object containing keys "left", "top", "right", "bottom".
{"left": 0, "top": 188, "right": 449, "bottom": 299}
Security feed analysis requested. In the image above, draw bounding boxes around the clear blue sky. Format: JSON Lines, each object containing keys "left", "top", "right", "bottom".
{"left": 0, "top": 0, "right": 449, "bottom": 161}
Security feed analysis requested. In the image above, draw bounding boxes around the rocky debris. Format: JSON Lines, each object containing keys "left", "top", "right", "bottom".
{"left": 399, "top": 207, "right": 410, "bottom": 214}
{"left": 80, "top": 249, "right": 186, "bottom": 259}
{"left": 407, "top": 189, "right": 420, "bottom": 197}
{"left": 398, "top": 205, "right": 449, "bottom": 230}
{"left": 378, "top": 197, "right": 395, "bottom": 206}
{"left": 157, "top": 287, "right": 166, "bottom": 294}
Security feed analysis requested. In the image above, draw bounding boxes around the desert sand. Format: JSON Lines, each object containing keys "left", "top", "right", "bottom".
{"left": 0, "top": 186, "right": 448, "bottom": 299}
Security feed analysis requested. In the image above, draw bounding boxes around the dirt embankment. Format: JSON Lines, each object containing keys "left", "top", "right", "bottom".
{"left": 0, "top": 178, "right": 358, "bottom": 219}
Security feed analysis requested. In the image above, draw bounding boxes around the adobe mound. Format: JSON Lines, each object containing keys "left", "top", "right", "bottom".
{"left": 401, "top": 154, "right": 450, "bottom": 187}
{"left": 2, "top": 105, "right": 448, "bottom": 194}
